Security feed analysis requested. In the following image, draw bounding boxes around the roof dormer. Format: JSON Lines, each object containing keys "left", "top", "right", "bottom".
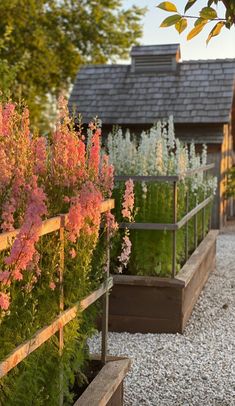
{"left": 131, "top": 43, "right": 181, "bottom": 73}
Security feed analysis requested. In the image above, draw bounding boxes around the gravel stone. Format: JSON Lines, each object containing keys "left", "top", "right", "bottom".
{"left": 89, "top": 233, "right": 235, "bottom": 405}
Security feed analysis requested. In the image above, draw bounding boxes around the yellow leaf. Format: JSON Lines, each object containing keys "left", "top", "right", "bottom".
{"left": 157, "top": 2, "right": 178, "bottom": 12}
{"left": 206, "top": 22, "right": 225, "bottom": 44}
{"left": 194, "top": 17, "right": 207, "bottom": 27}
{"left": 160, "top": 14, "right": 181, "bottom": 27}
{"left": 175, "top": 18, "right": 187, "bottom": 34}
{"left": 187, "top": 21, "right": 208, "bottom": 40}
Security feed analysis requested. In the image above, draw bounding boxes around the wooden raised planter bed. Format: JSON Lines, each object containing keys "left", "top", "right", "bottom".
{"left": 109, "top": 230, "right": 218, "bottom": 334}
{"left": 74, "top": 356, "right": 131, "bottom": 406}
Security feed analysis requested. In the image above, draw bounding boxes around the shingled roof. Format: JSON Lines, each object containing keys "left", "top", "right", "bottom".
{"left": 69, "top": 44, "right": 235, "bottom": 125}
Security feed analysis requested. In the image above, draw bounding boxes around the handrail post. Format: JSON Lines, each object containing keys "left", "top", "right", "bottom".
{"left": 172, "top": 181, "right": 177, "bottom": 278}
{"left": 101, "top": 218, "right": 110, "bottom": 365}
{"left": 59, "top": 214, "right": 65, "bottom": 406}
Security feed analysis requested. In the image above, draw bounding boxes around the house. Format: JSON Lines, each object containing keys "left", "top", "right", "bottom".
{"left": 69, "top": 44, "right": 235, "bottom": 228}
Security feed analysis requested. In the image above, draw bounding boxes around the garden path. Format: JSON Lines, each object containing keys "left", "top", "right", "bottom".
{"left": 89, "top": 228, "right": 235, "bottom": 405}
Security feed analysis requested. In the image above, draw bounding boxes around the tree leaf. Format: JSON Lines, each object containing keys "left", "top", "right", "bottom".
{"left": 194, "top": 17, "right": 208, "bottom": 27}
{"left": 200, "top": 7, "right": 217, "bottom": 19}
{"left": 157, "top": 2, "right": 178, "bottom": 12}
{"left": 187, "top": 21, "right": 208, "bottom": 40}
{"left": 160, "top": 14, "right": 182, "bottom": 27}
{"left": 206, "top": 21, "right": 225, "bottom": 44}
{"left": 184, "top": 0, "right": 197, "bottom": 13}
{"left": 175, "top": 18, "right": 188, "bottom": 33}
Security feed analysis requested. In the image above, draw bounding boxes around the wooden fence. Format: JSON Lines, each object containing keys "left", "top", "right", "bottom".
{"left": 0, "top": 199, "right": 114, "bottom": 395}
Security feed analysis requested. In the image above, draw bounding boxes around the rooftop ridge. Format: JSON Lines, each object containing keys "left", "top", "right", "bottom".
{"left": 79, "top": 58, "right": 235, "bottom": 71}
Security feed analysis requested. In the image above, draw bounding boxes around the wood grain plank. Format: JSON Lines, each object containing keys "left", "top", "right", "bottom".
{"left": 74, "top": 358, "right": 131, "bottom": 406}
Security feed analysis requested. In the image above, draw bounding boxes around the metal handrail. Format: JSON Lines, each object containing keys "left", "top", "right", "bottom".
{"left": 114, "top": 164, "right": 214, "bottom": 183}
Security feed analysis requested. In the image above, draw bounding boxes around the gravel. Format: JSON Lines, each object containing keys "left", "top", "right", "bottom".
{"left": 89, "top": 232, "right": 235, "bottom": 405}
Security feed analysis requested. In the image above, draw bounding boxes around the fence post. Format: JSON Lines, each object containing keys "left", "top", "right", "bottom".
{"left": 185, "top": 189, "right": 189, "bottom": 261}
{"left": 59, "top": 214, "right": 65, "bottom": 406}
{"left": 101, "top": 218, "right": 110, "bottom": 365}
{"left": 172, "top": 181, "right": 177, "bottom": 278}
{"left": 202, "top": 191, "right": 206, "bottom": 239}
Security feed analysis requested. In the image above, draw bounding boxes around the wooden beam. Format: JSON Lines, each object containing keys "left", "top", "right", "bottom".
{"left": 74, "top": 357, "right": 131, "bottom": 406}
{"left": 0, "top": 199, "right": 115, "bottom": 251}
{"left": 0, "top": 277, "right": 113, "bottom": 379}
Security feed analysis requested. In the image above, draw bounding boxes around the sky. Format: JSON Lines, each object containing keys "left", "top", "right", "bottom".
{"left": 123, "top": 0, "right": 235, "bottom": 60}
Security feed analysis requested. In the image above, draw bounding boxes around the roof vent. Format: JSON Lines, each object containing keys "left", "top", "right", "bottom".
{"left": 131, "top": 44, "right": 181, "bottom": 73}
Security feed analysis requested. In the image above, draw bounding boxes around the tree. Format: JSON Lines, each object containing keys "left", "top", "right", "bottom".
{"left": 0, "top": 0, "right": 146, "bottom": 130}
{"left": 157, "top": 0, "right": 235, "bottom": 42}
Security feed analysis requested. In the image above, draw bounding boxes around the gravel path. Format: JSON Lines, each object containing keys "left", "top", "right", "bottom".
{"left": 89, "top": 232, "right": 235, "bottom": 405}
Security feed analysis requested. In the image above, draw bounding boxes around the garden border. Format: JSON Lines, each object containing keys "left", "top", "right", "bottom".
{"left": 74, "top": 355, "right": 131, "bottom": 406}
{"left": 115, "top": 163, "right": 215, "bottom": 278}
{"left": 108, "top": 230, "right": 218, "bottom": 334}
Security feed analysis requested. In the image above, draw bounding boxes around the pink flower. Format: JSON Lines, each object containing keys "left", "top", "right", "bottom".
{"left": 5, "top": 176, "right": 47, "bottom": 280}
{"left": 88, "top": 129, "right": 101, "bottom": 178}
{"left": 69, "top": 248, "right": 77, "bottom": 258}
{"left": 0, "top": 292, "right": 10, "bottom": 310}
{"left": 33, "top": 137, "right": 47, "bottom": 175}
{"left": 21, "top": 107, "right": 30, "bottom": 138}
{"left": 118, "top": 234, "right": 132, "bottom": 271}
{"left": 67, "top": 182, "right": 102, "bottom": 242}
{"left": 67, "top": 198, "right": 84, "bottom": 242}
{"left": 105, "top": 211, "right": 118, "bottom": 235}
{"left": 99, "top": 154, "right": 114, "bottom": 197}
{"left": 2, "top": 103, "right": 15, "bottom": 136}
{"left": 122, "top": 179, "right": 135, "bottom": 221}
{"left": 0, "top": 271, "right": 11, "bottom": 285}
{"left": 49, "top": 281, "right": 56, "bottom": 290}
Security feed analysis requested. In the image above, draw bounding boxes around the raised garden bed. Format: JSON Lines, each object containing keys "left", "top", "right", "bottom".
{"left": 73, "top": 356, "right": 131, "bottom": 406}
{"left": 108, "top": 230, "right": 218, "bottom": 334}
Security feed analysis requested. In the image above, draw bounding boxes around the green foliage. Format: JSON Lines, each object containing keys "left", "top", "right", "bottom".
{"left": 226, "top": 167, "right": 235, "bottom": 198}
{"left": 0, "top": 227, "right": 106, "bottom": 404}
{"left": 111, "top": 180, "right": 212, "bottom": 277}
{"left": 160, "top": 14, "right": 182, "bottom": 27}
{"left": 157, "top": 0, "right": 234, "bottom": 43}
{"left": 0, "top": 0, "right": 146, "bottom": 130}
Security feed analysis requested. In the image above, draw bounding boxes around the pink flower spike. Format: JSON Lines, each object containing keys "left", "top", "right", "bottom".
{"left": 0, "top": 271, "right": 11, "bottom": 285}
{"left": 0, "top": 292, "right": 10, "bottom": 310}
{"left": 118, "top": 234, "right": 132, "bottom": 270}
{"left": 122, "top": 179, "right": 135, "bottom": 221}
{"left": 49, "top": 281, "right": 56, "bottom": 291}
{"left": 70, "top": 248, "right": 77, "bottom": 259}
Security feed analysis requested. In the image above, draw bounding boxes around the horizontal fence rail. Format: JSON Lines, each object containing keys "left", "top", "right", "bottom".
{"left": 0, "top": 277, "right": 113, "bottom": 379}
{"left": 115, "top": 164, "right": 215, "bottom": 183}
{"left": 119, "top": 195, "right": 214, "bottom": 232}
{"left": 0, "top": 198, "right": 115, "bottom": 394}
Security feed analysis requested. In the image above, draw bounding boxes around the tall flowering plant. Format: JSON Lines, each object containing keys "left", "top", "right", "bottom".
{"left": 107, "top": 117, "right": 217, "bottom": 277}
{"left": 117, "top": 179, "right": 135, "bottom": 273}
{"left": 0, "top": 98, "right": 114, "bottom": 404}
